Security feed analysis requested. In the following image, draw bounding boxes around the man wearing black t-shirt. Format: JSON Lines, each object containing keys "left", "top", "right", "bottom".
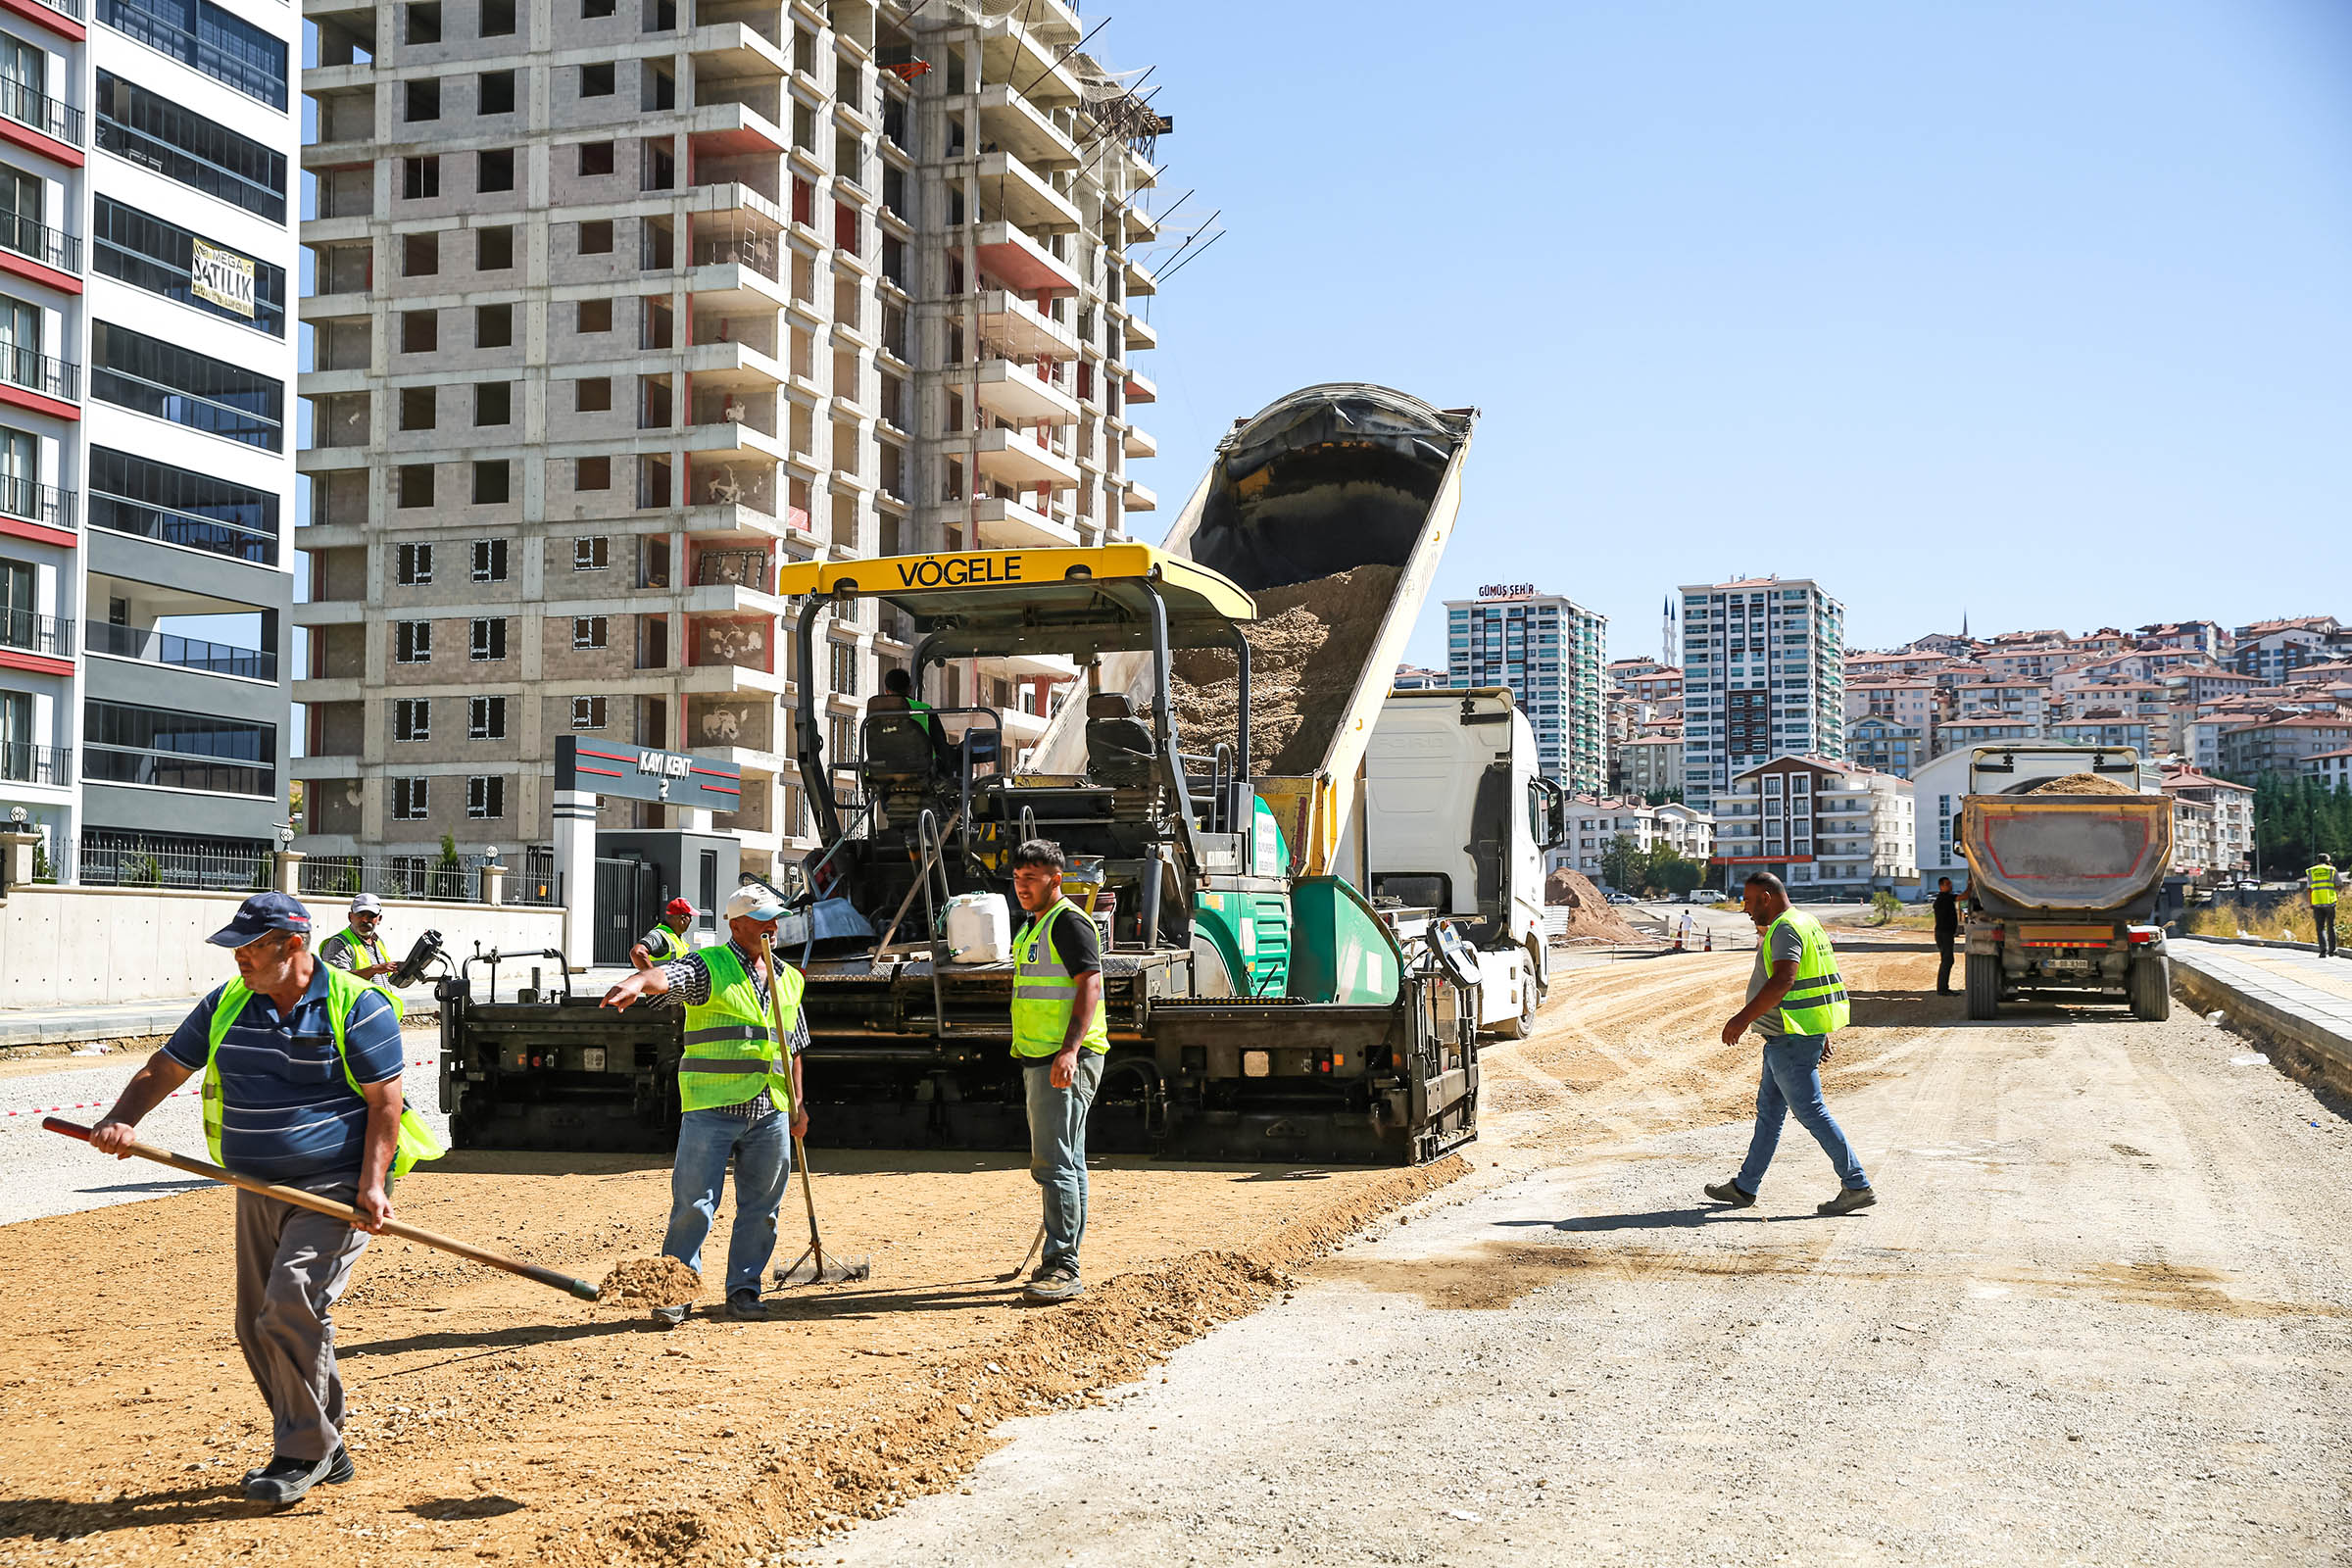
{"left": 1933, "top": 877, "right": 1962, "bottom": 995}
{"left": 1007, "top": 839, "right": 1106, "bottom": 1304}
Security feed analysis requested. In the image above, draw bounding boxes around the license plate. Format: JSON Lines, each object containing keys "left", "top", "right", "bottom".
{"left": 582, "top": 1048, "right": 608, "bottom": 1071}
{"left": 2045, "top": 959, "right": 2092, "bottom": 974}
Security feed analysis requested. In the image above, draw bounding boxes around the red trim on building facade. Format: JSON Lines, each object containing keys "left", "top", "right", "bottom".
{"left": 0, "top": 383, "right": 79, "bottom": 421}
{"left": 0, "top": 514, "right": 74, "bottom": 548}
{"left": 0, "top": 648, "right": 73, "bottom": 677}
{"left": 0, "top": 0, "right": 84, "bottom": 41}
{"left": 0, "top": 248, "right": 80, "bottom": 295}
{"left": 0, "top": 116, "right": 84, "bottom": 168}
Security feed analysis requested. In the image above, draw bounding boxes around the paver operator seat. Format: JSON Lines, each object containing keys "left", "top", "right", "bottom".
{"left": 1084, "top": 692, "right": 1157, "bottom": 789}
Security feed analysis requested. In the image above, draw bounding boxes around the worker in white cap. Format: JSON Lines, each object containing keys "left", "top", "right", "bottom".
{"left": 318, "top": 895, "right": 396, "bottom": 982}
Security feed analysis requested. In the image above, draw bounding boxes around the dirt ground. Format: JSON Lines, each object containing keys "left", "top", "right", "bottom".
{"left": 0, "top": 1123, "right": 1459, "bottom": 1565}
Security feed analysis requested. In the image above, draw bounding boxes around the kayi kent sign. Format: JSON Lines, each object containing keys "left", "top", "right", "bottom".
{"left": 556, "top": 737, "right": 743, "bottom": 810}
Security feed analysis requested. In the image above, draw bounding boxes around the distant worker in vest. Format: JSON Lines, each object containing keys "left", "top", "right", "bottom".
{"left": 86, "top": 893, "right": 439, "bottom": 1505}
{"left": 1704, "top": 871, "right": 1876, "bottom": 1216}
{"left": 318, "top": 893, "right": 397, "bottom": 982}
{"left": 2306, "top": 853, "right": 2337, "bottom": 959}
{"left": 600, "top": 883, "right": 808, "bottom": 1326}
{"left": 1008, "top": 837, "right": 1106, "bottom": 1304}
{"left": 631, "top": 898, "right": 698, "bottom": 971}
{"left": 870, "top": 665, "right": 955, "bottom": 773}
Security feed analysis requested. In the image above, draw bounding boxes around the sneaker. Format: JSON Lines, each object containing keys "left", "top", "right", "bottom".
{"left": 1703, "top": 1179, "right": 1756, "bottom": 1207}
{"left": 1817, "top": 1186, "right": 1878, "bottom": 1217}
{"left": 243, "top": 1451, "right": 335, "bottom": 1505}
{"left": 724, "top": 1289, "right": 768, "bottom": 1321}
{"left": 650, "top": 1302, "right": 689, "bottom": 1328}
{"left": 246, "top": 1446, "right": 352, "bottom": 1488}
{"left": 1022, "top": 1265, "right": 1084, "bottom": 1304}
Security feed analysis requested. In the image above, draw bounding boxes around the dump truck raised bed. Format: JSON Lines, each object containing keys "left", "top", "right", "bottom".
{"left": 1958, "top": 746, "right": 2175, "bottom": 1022}
{"left": 771, "top": 384, "right": 1484, "bottom": 1164}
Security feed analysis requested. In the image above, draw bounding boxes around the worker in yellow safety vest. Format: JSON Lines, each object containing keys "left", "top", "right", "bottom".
{"left": 631, "top": 897, "right": 698, "bottom": 970}
{"left": 1704, "top": 870, "right": 1877, "bottom": 1217}
{"left": 2307, "top": 853, "right": 2337, "bottom": 959}
{"left": 1008, "top": 837, "right": 1106, "bottom": 1304}
{"left": 318, "top": 894, "right": 397, "bottom": 982}
{"left": 601, "top": 883, "right": 807, "bottom": 1326}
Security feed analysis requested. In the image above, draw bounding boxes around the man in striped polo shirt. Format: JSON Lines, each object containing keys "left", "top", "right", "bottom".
{"left": 601, "top": 883, "right": 808, "bottom": 1325}
{"left": 89, "top": 892, "right": 408, "bottom": 1505}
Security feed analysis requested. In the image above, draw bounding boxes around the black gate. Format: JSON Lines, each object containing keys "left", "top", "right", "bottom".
{"left": 593, "top": 857, "right": 663, "bottom": 966}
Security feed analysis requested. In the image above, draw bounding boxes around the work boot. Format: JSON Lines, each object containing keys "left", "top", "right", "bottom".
{"left": 243, "top": 1452, "right": 336, "bottom": 1505}
{"left": 1703, "top": 1179, "right": 1756, "bottom": 1208}
{"left": 1022, "top": 1264, "right": 1083, "bottom": 1304}
{"left": 245, "top": 1446, "right": 353, "bottom": 1488}
{"left": 724, "top": 1289, "right": 769, "bottom": 1321}
{"left": 1817, "top": 1186, "right": 1878, "bottom": 1217}
{"left": 650, "top": 1302, "right": 689, "bottom": 1329}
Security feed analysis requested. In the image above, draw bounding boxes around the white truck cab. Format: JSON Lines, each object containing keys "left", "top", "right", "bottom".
{"left": 1342, "top": 688, "right": 1565, "bottom": 1037}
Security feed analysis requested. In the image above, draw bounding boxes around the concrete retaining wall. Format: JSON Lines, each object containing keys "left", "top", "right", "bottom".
{"left": 0, "top": 887, "right": 567, "bottom": 1009}
{"left": 2170, "top": 946, "right": 2352, "bottom": 1099}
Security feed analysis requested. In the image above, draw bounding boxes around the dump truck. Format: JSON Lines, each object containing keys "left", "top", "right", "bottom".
{"left": 1958, "top": 746, "right": 2174, "bottom": 1022}
{"left": 767, "top": 384, "right": 1485, "bottom": 1164}
{"left": 1344, "top": 688, "right": 1566, "bottom": 1039}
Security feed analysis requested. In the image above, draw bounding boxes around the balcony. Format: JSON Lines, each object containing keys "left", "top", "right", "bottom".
{"left": 960, "top": 221, "right": 1080, "bottom": 297}
{"left": 86, "top": 621, "right": 276, "bottom": 682}
{"left": 0, "top": 209, "right": 79, "bottom": 278}
{"left": 690, "top": 17, "right": 788, "bottom": 78}
{"left": 687, "top": 100, "right": 789, "bottom": 162}
{"left": 977, "top": 290, "right": 1078, "bottom": 360}
{"left": 971, "top": 425, "right": 1079, "bottom": 491}
{"left": 0, "top": 609, "right": 73, "bottom": 660}
{"left": 1122, "top": 424, "right": 1155, "bottom": 460}
{"left": 90, "top": 489, "right": 275, "bottom": 566}
{"left": 1123, "top": 478, "right": 1156, "bottom": 512}
{"left": 0, "top": 343, "right": 79, "bottom": 404}
{"left": 973, "top": 151, "right": 1082, "bottom": 233}
{"left": 1122, "top": 255, "right": 1157, "bottom": 297}
{"left": 979, "top": 15, "right": 1081, "bottom": 107}
{"left": 969, "top": 492, "right": 1076, "bottom": 550}
{"left": 0, "top": 742, "right": 68, "bottom": 786}
{"left": 0, "top": 74, "right": 83, "bottom": 149}
{"left": 1, "top": 478, "right": 76, "bottom": 532}
{"left": 1122, "top": 367, "right": 1157, "bottom": 405}
{"left": 1123, "top": 314, "right": 1157, "bottom": 352}
{"left": 968, "top": 83, "right": 1078, "bottom": 171}
{"left": 970, "top": 358, "right": 1079, "bottom": 427}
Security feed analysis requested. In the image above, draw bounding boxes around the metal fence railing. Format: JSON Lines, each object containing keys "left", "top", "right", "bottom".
{"left": 507, "top": 867, "right": 564, "bottom": 906}
{"left": 298, "top": 854, "right": 486, "bottom": 905}
{"left": 76, "top": 835, "right": 270, "bottom": 892}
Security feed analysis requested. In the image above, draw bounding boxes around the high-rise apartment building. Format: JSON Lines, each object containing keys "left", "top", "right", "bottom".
{"left": 1442, "top": 587, "right": 1605, "bottom": 792}
{"left": 0, "top": 0, "right": 300, "bottom": 879}
{"left": 295, "top": 0, "right": 1165, "bottom": 889}
{"left": 1678, "top": 576, "right": 1844, "bottom": 811}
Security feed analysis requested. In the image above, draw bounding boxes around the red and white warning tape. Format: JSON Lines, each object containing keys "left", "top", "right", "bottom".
{"left": 5, "top": 1060, "right": 440, "bottom": 1119}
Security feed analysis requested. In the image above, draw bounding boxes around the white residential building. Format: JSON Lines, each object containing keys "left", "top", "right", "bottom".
{"left": 1678, "top": 575, "right": 1844, "bottom": 812}
{"left": 1552, "top": 795, "right": 1653, "bottom": 879}
{"left": 1444, "top": 586, "right": 1606, "bottom": 792}
{"left": 2160, "top": 766, "right": 2252, "bottom": 877}
{"left": 1655, "top": 800, "right": 1713, "bottom": 862}
{"left": 1711, "top": 753, "right": 1913, "bottom": 895}
{"left": 0, "top": 0, "right": 301, "bottom": 882}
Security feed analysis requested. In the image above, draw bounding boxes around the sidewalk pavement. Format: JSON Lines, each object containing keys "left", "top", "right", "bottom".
{"left": 2169, "top": 937, "right": 2352, "bottom": 1095}
{"left": 0, "top": 998, "right": 209, "bottom": 1051}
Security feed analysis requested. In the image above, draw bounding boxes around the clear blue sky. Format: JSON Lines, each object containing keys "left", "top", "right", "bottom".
{"left": 1107, "top": 0, "right": 2352, "bottom": 666}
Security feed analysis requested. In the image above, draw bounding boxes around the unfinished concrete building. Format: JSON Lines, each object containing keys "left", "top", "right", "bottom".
{"left": 295, "top": 0, "right": 1168, "bottom": 909}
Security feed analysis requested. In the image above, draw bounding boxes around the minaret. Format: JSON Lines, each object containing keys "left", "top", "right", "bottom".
{"left": 1662, "top": 594, "right": 1678, "bottom": 665}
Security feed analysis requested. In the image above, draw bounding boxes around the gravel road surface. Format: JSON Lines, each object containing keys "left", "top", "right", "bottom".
{"left": 812, "top": 955, "right": 2352, "bottom": 1566}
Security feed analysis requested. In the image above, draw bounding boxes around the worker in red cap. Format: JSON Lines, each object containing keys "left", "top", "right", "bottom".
{"left": 631, "top": 899, "right": 699, "bottom": 971}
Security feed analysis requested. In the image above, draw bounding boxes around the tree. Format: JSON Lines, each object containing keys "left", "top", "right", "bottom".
{"left": 1598, "top": 834, "right": 1644, "bottom": 893}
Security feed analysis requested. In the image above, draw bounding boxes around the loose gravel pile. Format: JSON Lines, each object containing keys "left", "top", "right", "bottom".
{"left": 1544, "top": 868, "right": 1645, "bottom": 943}
{"left": 1168, "top": 564, "right": 1403, "bottom": 777}
{"left": 596, "top": 1255, "right": 701, "bottom": 1308}
{"left": 2030, "top": 771, "right": 2137, "bottom": 796}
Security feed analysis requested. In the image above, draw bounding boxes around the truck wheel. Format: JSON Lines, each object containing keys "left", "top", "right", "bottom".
{"left": 1965, "top": 956, "right": 1999, "bottom": 1022}
{"left": 2129, "top": 955, "right": 2172, "bottom": 1021}
{"left": 1492, "top": 974, "right": 1537, "bottom": 1040}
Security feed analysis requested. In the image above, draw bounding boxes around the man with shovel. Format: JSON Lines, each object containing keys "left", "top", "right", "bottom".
{"left": 602, "top": 883, "right": 808, "bottom": 1325}
{"left": 85, "top": 892, "right": 409, "bottom": 1505}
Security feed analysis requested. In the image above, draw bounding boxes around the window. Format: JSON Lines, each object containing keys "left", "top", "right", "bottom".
{"left": 572, "top": 614, "right": 608, "bottom": 649}
{"left": 90, "top": 198, "right": 288, "bottom": 337}
{"left": 470, "top": 537, "right": 509, "bottom": 581}
{"left": 401, "top": 232, "right": 438, "bottom": 276}
{"left": 397, "top": 464, "right": 434, "bottom": 508}
{"left": 475, "top": 381, "right": 511, "bottom": 425}
{"left": 91, "top": 322, "right": 284, "bottom": 451}
{"left": 401, "top": 310, "right": 436, "bottom": 353}
{"left": 572, "top": 535, "right": 609, "bottom": 570}
{"left": 582, "top": 0, "right": 612, "bottom": 15}
{"left": 574, "top": 376, "right": 611, "bottom": 412}
{"left": 403, "top": 1, "right": 439, "bottom": 42}
{"left": 403, "top": 156, "right": 439, "bottom": 199}
{"left": 577, "top": 298, "right": 612, "bottom": 333}
{"left": 472, "top": 461, "right": 510, "bottom": 505}
{"left": 829, "top": 640, "right": 859, "bottom": 696}
{"left": 580, "top": 61, "right": 613, "bottom": 96}
{"left": 96, "top": 0, "right": 290, "bottom": 109}
{"left": 575, "top": 456, "right": 611, "bottom": 489}
{"left": 393, "top": 698, "right": 429, "bottom": 742}
{"left": 578, "top": 219, "right": 612, "bottom": 255}
{"left": 476, "top": 302, "right": 512, "bottom": 348}
{"left": 395, "top": 542, "right": 432, "bottom": 584}
{"left": 88, "top": 446, "right": 278, "bottom": 564}
{"left": 393, "top": 777, "right": 428, "bottom": 821}
{"left": 467, "top": 696, "right": 507, "bottom": 740}
{"left": 395, "top": 620, "right": 431, "bottom": 662}
{"left": 477, "top": 225, "right": 514, "bottom": 270}
{"left": 406, "top": 79, "right": 439, "bottom": 122}
{"left": 466, "top": 775, "right": 507, "bottom": 819}
{"left": 93, "top": 74, "right": 286, "bottom": 223}
{"left": 480, "top": 0, "right": 514, "bottom": 33}
{"left": 477, "top": 148, "right": 514, "bottom": 192}
{"left": 470, "top": 617, "right": 507, "bottom": 661}
{"left": 399, "top": 386, "right": 435, "bottom": 429}
{"left": 578, "top": 141, "right": 613, "bottom": 176}
{"left": 478, "top": 70, "right": 514, "bottom": 115}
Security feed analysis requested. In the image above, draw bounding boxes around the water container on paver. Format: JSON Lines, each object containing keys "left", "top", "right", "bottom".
{"left": 942, "top": 893, "right": 1011, "bottom": 964}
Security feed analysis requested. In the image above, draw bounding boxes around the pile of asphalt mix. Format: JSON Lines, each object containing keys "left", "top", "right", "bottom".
{"left": 2030, "top": 772, "right": 2138, "bottom": 796}
{"left": 1544, "top": 868, "right": 1646, "bottom": 943}
{"left": 597, "top": 1255, "right": 702, "bottom": 1308}
{"left": 1168, "top": 564, "right": 1403, "bottom": 777}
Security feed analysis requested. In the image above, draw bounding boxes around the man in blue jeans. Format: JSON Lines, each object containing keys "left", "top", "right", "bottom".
{"left": 602, "top": 883, "right": 808, "bottom": 1324}
{"left": 1705, "top": 871, "right": 1877, "bottom": 1217}
{"left": 1008, "top": 839, "right": 1106, "bottom": 1304}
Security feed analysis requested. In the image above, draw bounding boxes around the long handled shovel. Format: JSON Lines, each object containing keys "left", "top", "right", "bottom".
{"left": 760, "top": 936, "right": 872, "bottom": 1288}
{"left": 43, "top": 1117, "right": 602, "bottom": 1301}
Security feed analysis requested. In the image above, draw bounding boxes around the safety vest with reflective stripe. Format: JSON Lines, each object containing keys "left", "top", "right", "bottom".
{"left": 906, "top": 697, "right": 941, "bottom": 740}
{"left": 203, "top": 964, "right": 445, "bottom": 1179}
{"left": 2309, "top": 865, "right": 2337, "bottom": 907}
{"left": 678, "top": 944, "right": 804, "bottom": 1113}
{"left": 640, "top": 923, "right": 687, "bottom": 960}
{"left": 1011, "top": 898, "right": 1108, "bottom": 1058}
{"left": 1761, "top": 908, "right": 1850, "bottom": 1037}
{"left": 332, "top": 925, "right": 389, "bottom": 970}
